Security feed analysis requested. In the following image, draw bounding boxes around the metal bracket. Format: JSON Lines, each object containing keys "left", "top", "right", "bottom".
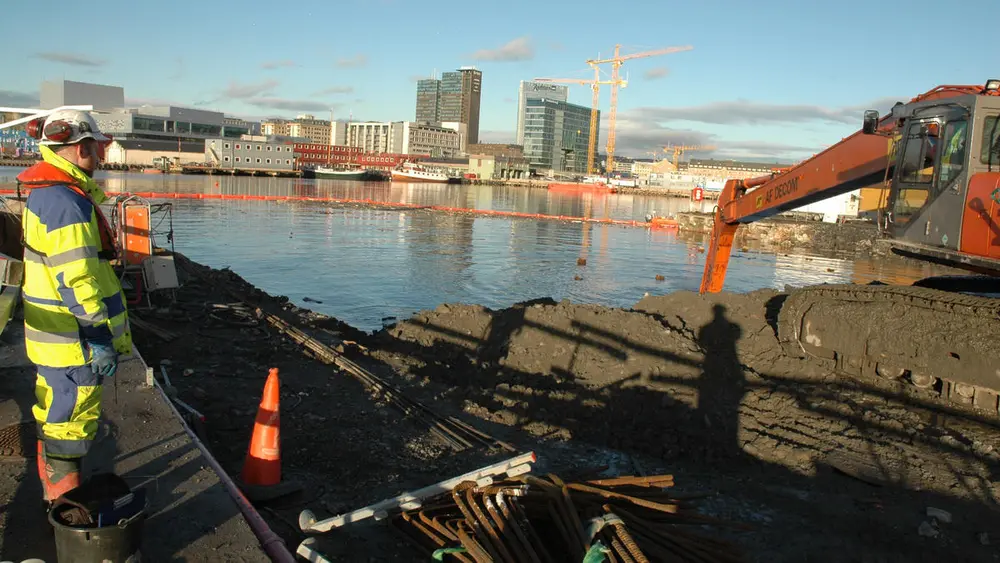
{"left": 0, "top": 252, "right": 23, "bottom": 287}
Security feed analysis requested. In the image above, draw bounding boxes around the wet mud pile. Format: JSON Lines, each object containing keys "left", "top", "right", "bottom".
{"left": 131, "top": 254, "right": 1000, "bottom": 562}
{"left": 368, "top": 291, "right": 1000, "bottom": 561}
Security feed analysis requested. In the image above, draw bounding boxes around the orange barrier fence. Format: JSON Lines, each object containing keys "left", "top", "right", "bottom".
{"left": 0, "top": 189, "right": 681, "bottom": 229}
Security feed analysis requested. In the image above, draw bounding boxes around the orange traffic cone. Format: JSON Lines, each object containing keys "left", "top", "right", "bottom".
{"left": 241, "top": 368, "right": 281, "bottom": 487}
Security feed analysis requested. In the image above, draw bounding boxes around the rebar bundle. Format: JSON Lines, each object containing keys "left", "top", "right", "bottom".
{"left": 389, "top": 473, "right": 746, "bottom": 563}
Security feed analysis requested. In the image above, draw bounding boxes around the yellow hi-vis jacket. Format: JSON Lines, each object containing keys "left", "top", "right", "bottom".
{"left": 16, "top": 160, "right": 131, "bottom": 368}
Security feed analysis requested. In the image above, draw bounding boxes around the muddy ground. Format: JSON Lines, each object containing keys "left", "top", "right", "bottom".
{"left": 131, "top": 254, "right": 1000, "bottom": 562}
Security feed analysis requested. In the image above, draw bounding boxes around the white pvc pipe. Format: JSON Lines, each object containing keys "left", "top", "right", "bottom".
{"left": 299, "top": 451, "right": 537, "bottom": 533}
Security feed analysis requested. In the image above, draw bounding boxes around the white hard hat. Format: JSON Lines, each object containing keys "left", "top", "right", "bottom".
{"left": 39, "top": 109, "right": 110, "bottom": 146}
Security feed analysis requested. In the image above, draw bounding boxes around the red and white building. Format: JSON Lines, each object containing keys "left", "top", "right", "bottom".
{"left": 292, "top": 143, "right": 428, "bottom": 171}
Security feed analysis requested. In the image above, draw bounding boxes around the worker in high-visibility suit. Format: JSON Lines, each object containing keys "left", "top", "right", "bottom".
{"left": 15, "top": 109, "right": 130, "bottom": 504}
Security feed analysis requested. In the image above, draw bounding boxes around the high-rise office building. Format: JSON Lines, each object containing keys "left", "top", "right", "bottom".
{"left": 414, "top": 67, "right": 482, "bottom": 145}
{"left": 415, "top": 79, "right": 441, "bottom": 122}
{"left": 521, "top": 97, "right": 598, "bottom": 174}
{"left": 516, "top": 81, "right": 569, "bottom": 145}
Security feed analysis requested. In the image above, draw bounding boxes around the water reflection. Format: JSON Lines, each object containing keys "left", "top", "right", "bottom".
{"left": 0, "top": 168, "right": 962, "bottom": 332}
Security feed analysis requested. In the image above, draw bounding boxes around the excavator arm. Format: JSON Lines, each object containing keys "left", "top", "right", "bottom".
{"left": 694, "top": 82, "right": 1000, "bottom": 419}
{"left": 698, "top": 85, "right": 989, "bottom": 294}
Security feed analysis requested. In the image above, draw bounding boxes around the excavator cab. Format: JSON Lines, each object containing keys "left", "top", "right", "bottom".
{"left": 860, "top": 89, "right": 1000, "bottom": 275}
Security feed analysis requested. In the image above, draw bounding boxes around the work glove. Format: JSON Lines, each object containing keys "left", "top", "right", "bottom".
{"left": 88, "top": 342, "right": 119, "bottom": 378}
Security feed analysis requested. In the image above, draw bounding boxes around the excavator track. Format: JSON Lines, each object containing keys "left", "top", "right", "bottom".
{"left": 776, "top": 283, "right": 1000, "bottom": 418}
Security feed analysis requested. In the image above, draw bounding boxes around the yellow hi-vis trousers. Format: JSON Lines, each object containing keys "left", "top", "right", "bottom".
{"left": 32, "top": 364, "right": 103, "bottom": 459}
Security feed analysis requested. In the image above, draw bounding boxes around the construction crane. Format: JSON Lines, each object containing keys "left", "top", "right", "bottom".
{"left": 533, "top": 72, "right": 625, "bottom": 175}
{"left": 587, "top": 44, "right": 693, "bottom": 174}
{"left": 664, "top": 144, "right": 716, "bottom": 168}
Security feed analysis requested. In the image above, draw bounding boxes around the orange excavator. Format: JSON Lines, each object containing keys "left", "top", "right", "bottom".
{"left": 698, "top": 79, "right": 1000, "bottom": 417}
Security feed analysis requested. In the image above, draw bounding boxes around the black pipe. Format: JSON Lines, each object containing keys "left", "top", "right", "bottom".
{"left": 142, "top": 351, "right": 297, "bottom": 563}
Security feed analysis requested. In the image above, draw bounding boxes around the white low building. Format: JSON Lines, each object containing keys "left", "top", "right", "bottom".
{"left": 204, "top": 138, "right": 296, "bottom": 170}
{"left": 346, "top": 121, "right": 461, "bottom": 157}
{"left": 104, "top": 139, "right": 205, "bottom": 166}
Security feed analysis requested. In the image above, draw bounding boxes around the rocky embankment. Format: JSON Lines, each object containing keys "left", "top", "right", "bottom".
{"left": 677, "top": 212, "right": 888, "bottom": 256}
{"left": 130, "top": 254, "right": 1000, "bottom": 562}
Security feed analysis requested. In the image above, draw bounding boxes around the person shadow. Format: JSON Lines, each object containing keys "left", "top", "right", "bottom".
{"left": 695, "top": 303, "right": 745, "bottom": 460}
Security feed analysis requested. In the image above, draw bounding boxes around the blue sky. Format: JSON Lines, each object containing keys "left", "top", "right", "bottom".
{"left": 3, "top": 0, "right": 997, "bottom": 161}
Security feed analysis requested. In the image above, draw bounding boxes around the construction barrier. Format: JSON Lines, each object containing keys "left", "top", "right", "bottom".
{"left": 0, "top": 189, "right": 677, "bottom": 230}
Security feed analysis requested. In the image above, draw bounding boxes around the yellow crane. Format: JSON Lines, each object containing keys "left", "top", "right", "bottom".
{"left": 533, "top": 72, "right": 625, "bottom": 175}
{"left": 587, "top": 44, "right": 693, "bottom": 174}
{"left": 664, "top": 144, "right": 716, "bottom": 168}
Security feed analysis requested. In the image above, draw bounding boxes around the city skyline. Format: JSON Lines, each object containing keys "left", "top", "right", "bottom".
{"left": 2, "top": 0, "right": 997, "bottom": 162}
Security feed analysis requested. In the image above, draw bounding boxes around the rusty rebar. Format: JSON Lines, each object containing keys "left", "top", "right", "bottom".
{"left": 613, "top": 504, "right": 744, "bottom": 563}
{"left": 509, "top": 495, "right": 558, "bottom": 563}
{"left": 455, "top": 524, "right": 493, "bottom": 563}
{"left": 261, "top": 311, "right": 513, "bottom": 452}
{"left": 606, "top": 533, "right": 633, "bottom": 563}
{"left": 524, "top": 476, "right": 588, "bottom": 560}
{"left": 601, "top": 505, "right": 649, "bottom": 563}
{"left": 391, "top": 471, "right": 743, "bottom": 563}
{"left": 453, "top": 484, "right": 505, "bottom": 562}
{"left": 567, "top": 482, "right": 681, "bottom": 514}
{"left": 496, "top": 491, "right": 543, "bottom": 563}
{"left": 484, "top": 492, "right": 534, "bottom": 563}
{"left": 399, "top": 511, "right": 478, "bottom": 563}
{"left": 465, "top": 488, "right": 517, "bottom": 563}
{"left": 586, "top": 475, "right": 675, "bottom": 488}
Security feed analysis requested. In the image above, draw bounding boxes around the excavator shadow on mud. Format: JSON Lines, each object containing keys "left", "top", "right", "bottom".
{"left": 699, "top": 79, "right": 1000, "bottom": 420}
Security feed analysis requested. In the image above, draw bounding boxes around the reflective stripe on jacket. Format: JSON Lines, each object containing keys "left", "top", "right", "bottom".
{"left": 17, "top": 162, "right": 132, "bottom": 368}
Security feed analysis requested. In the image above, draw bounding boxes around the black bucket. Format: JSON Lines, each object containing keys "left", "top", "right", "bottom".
{"left": 47, "top": 473, "right": 147, "bottom": 563}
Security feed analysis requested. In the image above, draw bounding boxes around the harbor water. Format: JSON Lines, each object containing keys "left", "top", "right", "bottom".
{"left": 1, "top": 169, "right": 957, "bottom": 332}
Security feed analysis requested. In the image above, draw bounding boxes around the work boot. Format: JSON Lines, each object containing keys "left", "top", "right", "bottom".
{"left": 36, "top": 440, "right": 81, "bottom": 507}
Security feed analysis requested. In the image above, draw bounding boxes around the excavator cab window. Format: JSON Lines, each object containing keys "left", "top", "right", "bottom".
{"left": 983, "top": 116, "right": 1000, "bottom": 167}
{"left": 938, "top": 120, "right": 968, "bottom": 187}
{"left": 893, "top": 122, "right": 940, "bottom": 225}
{"left": 898, "top": 123, "right": 938, "bottom": 183}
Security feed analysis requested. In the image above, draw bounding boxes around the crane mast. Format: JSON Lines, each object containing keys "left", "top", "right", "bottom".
{"left": 586, "top": 45, "right": 693, "bottom": 174}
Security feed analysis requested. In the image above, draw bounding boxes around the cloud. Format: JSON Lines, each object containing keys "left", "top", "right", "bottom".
{"left": 261, "top": 60, "right": 296, "bottom": 70}
{"left": 609, "top": 114, "right": 819, "bottom": 163}
{"left": 336, "top": 54, "right": 368, "bottom": 68}
{"left": 313, "top": 86, "right": 353, "bottom": 96}
{"left": 549, "top": 42, "right": 565, "bottom": 51}
{"left": 478, "top": 130, "right": 516, "bottom": 144}
{"left": 245, "top": 97, "right": 339, "bottom": 112}
{"left": 223, "top": 80, "right": 279, "bottom": 99}
{"left": 34, "top": 52, "right": 106, "bottom": 67}
{"left": 0, "top": 90, "right": 40, "bottom": 108}
{"left": 627, "top": 96, "right": 903, "bottom": 126}
{"left": 471, "top": 37, "right": 534, "bottom": 62}
{"left": 643, "top": 67, "right": 669, "bottom": 80}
